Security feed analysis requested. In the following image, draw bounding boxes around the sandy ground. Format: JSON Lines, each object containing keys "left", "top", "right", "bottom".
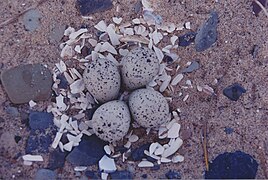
{"left": 0, "top": 0, "right": 268, "bottom": 179}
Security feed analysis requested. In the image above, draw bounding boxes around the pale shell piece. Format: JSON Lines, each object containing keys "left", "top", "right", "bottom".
{"left": 101, "top": 173, "right": 108, "bottom": 180}
{"left": 202, "top": 85, "right": 215, "bottom": 95}
{"left": 167, "top": 123, "right": 181, "bottom": 139}
{"left": 56, "top": 94, "right": 67, "bottom": 111}
{"left": 60, "top": 45, "right": 74, "bottom": 58}
{"left": 177, "top": 23, "right": 184, "bottom": 31}
{"left": 106, "top": 53, "right": 119, "bottom": 66}
{"left": 197, "top": 85, "right": 203, "bottom": 92}
{"left": 74, "top": 166, "right": 87, "bottom": 171}
{"left": 186, "top": 80, "right": 192, "bottom": 86}
{"left": 159, "top": 75, "right": 171, "bottom": 92}
{"left": 171, "top": 74, "right": 183, "bottom": 86}
{"left": 134, "top": 25, "right": 146, "bottom": 35}
{"left": 158, "top": 126, "right": 168, "bottom": 138}
{"left": 88, "top": 38, "right": 97, "bottom": 47}
{"left": 172, "top": 155, "right": 184, "bottom": 163}
{"left": 70, "top": 79, "right": 85, "bottom": 94}
{"left": 170, "top": 35, "right": 178, "bottom": 45}
{"left": 154, "top": 145, "right": 165, "bottom": 155}
{"left": 120, "top": 35, "right": 150, "bottom": 44}
{"left": 104, "top": 145, "right": 112, "bottom": 155}
{"left": 69, "top": 29, "right": 88, "bottom": 40}
{"left": 152, "top": 30, "right": 163, "bottom": 45}
{"left": 138, "top": 160, "right": 154, "bottom": 168}
{"left": 94, "top": 43, "right": 102, "bottom": 52}
{"left": 119, "top": 49, "right": 129, "bottom": 56}
{"left": 148, "top": 37, "right": 153, "bottom": 49}
{"left": 112, "top": 17, "right": 123, "bottom": 24}
{"left": 64, "top": 72, "right": 74, "bottom": 84}
{"left": 23, "top": 160, "right": 33, "bottom": 166}
{"left": 144, "top": 150, "right": 161, "bottom": 160}
{"left": 166, "top": 119, "right": 177, "bottom": 130}
{"left": 124, "top": 28, "right": 134, "bottom": 35}
{"left": 159, "top": 23, "right": 176, "bottom": 33}
{"left": 183, "top": 94, "right": 189, "bottom": 102}
{"left": 160, "top": 157, "right": 172, "bottom": 163}
{"left": 52, "top": 132, "right": 63, "bottom": 149}
{"left": 149, "top": 142, "right": 159, "bottom": 155}
{"left": 163, "top": 144, "right": 170, "bottom": 149}
{"left": 55, "top": 60, "right": 67, "bottom": 73}
{"left": 99, "top": 155, "right": 117, "bottom": 173}
{"left": 124, "top": 141, "right": 132, "bottom": 149}
{"left": 153, "top": 46, "right": 164, "bottom": 63}
{"left": 107, "top": 24, "right": 121, "bottom": 46}
{"left": 78, "top": 122, "right": 89, "bottom": 131}
{"left": 128, "top": 135, "right": 139, "bottom": 143}
{"left": 29, "top": 100, "right": 37, "bottom": 108}
{"left": 74, "top": 45, "right": 81, "bottom": 53}
{"left": 64, "top": 27, "right": 75, "bottom": 36}
{"left": 81, "top": 129, "right": 92, "bottom": 136}
{"left": 22, "top": 155, "right": 43, "bottom": 162}
{"left": 185, "top": 22, "right": 191, "bottom": 29}
{"left": 162, "top": 138, "right": 183, "bottom": 157}
{"left": 119, "top": 22, "right": 132, "bottom": 29}
{"left": 132, "top": 18, "right": 141, "bottom": 24}
{"left": 71, "top": 68, "right": 83, "bottom": 79}
{"left": 63, "top": 141, "right": 74, "bottom": 152}
{"left": 94, "top": 20, "right": 107, "bottom": 32}
{"left": 148, "top": 79, "right": 158, "bottom": 87}
{"left": 142, "top": 0, "right": 153, "bottom": 11}
{"left": 67, "top": 133, "right": 82, "bottom": 144}
{"left": 92, "top": 51, "right": 99, "bottom": 61}
{"left": 59, "top": 141, "right": 64, "bottom": 152}
{"left": 100, "top": 42, "right": 118, "bottom": 55}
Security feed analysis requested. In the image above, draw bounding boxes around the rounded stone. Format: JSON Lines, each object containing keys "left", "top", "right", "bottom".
{"left": 91, "top": 100, "right": 131, "bottom": 142}
{"left": 129, "top": 88, "right": 170, "bottom": 128}
{"left": 121, "top": 47, "right": 159, "bottom": 90}
{"left": 83, "top": 58, "right": 121, "bottom": 103}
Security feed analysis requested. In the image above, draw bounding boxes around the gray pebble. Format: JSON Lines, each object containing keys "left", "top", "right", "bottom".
{"left": 35, "top": 169, "right": 57, "bottom": 180}
{"left": 5, "top": 106, "right": 20, "bottom": 117}
{"left": 23, "top": 9, "right": 42, "bottom": 32}
{"left": 182, "top": 61, "right": 200, "bottom": 73}
{"left": 195, "top": 11, "right": 219, "bottom": 52}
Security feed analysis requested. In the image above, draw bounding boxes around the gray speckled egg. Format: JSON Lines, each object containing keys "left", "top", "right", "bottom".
{"left": 121, "top": 47, "right": 159, "bottom": 90}
{"left": 129, "top": 88, "right": 171, "bottom": 128}
{"left": 91, "top": 100, "right": 131, "bottom": 142}
{"left": 83, "top": 58, "right": 120, "bottom": 103}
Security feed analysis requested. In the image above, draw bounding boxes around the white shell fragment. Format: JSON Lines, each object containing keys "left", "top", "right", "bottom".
{"left": 99, "top": 155, "right": 117, "bottom": 173}
{"left": 138, "top": 160, "right": 154, "bottom": 168}
{"left": 171, "top": 74, "right": 183, "bottom": 86}
{"left": 22, "top": 155, "right": 43, "bottom": 162}
{"left": 167, "top": 123, "right": 181, "bottom": 139}
{"left": 172, "top": 155, "right": 185, "bottom": 163}
{"left": 74, "top": 166, "right": 87, "bottom": 171}
{"left": 112, "top": 17, "right": 123, "bottom": 24}
{"left": 128, "top": 134, "right": 139, "bottom": 143}
{"left": 94, "top": 20, "right": 107, "bottom": 32}
{"left": 104, "top": 145, "right": 112, "bottom": 155}
{"left": 162, "top": 138, "right": 183, "bottom": 157}
{"left": 52, "top": 132, "right": 63, "bottom": 148}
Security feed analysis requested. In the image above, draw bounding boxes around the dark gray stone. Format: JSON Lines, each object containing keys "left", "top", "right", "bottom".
{"left": 29, "top": 111, "right": 54, "bottom": 130}
{"left": 178, "top": 32, "right": 196, "bottom": 47}
{"left": 1, "top": 64, "right": 52, "bottom": 104}
{"left": 5, "top": 106, "right": 20, "bottom": 117}
{"left": 66, "top": 135, "right": 107, "bottom": 166}
{"left": 165, "top": 170, "right": 181, "bottom": 179}
{"left": 182, "top": 61, "right": 200, "bottom": 73}
{"left": 130, "top": 143, "right": 150, "bottom": 161}
{"left": 47, "top": 149, "right": 67, "bottom": 170}
{"left": 195, "top": 11, "right": 218, "bottom": 52}
{"left": 23, "top": 9, "right": 42, "bottom": 32}
{"left": 76, "top": 0, "right": 113, "bottom": 16}
{"left": 110, "top": 170, "right": 133, "bottom": 179}
{"left": 35, "top": 169, "right": 57, "bottom": 180}
{"left": 49, "top": 24, "right": 66, "bottom": 44}
{"left": 223, "top": 83, "right": 246, "bottom": 101}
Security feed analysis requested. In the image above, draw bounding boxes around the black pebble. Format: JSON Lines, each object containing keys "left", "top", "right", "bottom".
{"left": 251, "top": 45, "right": 259, "bottom": 58}
{"left": 115, "top": 146, "right": 128, "bottom": 154}
{"left": 223, "top": 83, "right": 246, "bottom": 101}
{"left": 66, "top": 135, "right": 107, "bottom": 166}
{"left": 85, "top": 106, "right": 98, "bottom": 120}
{"left": 110, "top": 170, "right": 133, "bottom": 179}
{"left": 162, "top": 55, "right": 174, "bottom": 64}
{"left": 165, "top": 170, "right": 181, "bottom": 179}
{"left": 85, "top": 171, "right": 99, "bottom": 179}
{"left": 14, "top": 136, "right": 22, "bottom": 143}
{"left": 141, "top": 174, "right": 148, "bottom": 178}
{"left": 47, "top": 149, "right": 68, "bottom": 170}
{"left": 76, "top": 0, "right": 113, "bottom": 16}
{"left": 195, "top": 11, "right": 218, "bottom": 52}
{"left": 178, "top": 32, "right": 196, "bottom": 47}
{"left": 130, "top": 143, "right": 150, "bottom": 161}
{"left": 205, "top": 151, "right": 258, "bottom": 179}
{"left": 57, "top": 74, "right": 69, "bottom": 89}
{"left": 224, "top": 127, "right": 234, "bottom": 134}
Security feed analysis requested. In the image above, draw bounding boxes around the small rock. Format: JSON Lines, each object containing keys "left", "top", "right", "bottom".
{"left": 85, "top": 171, "right": 99, "bottom": 179}
{"left": 133, "top": 0, "right": 142, "bottom": 14}
{"left": 224, "top": 127, "right": 234, "bottom": 135}
{"left": 130, "top": 143, "right": 150, "bottom": 161}
{"left": 14, "top": 136, "right": 22, "bottom": 143}
{"left": 66, "top": 135, "right": 107, "bottom": 166}
{"left": 251, "top": 45, "right": 259, "bottom": 58}
{"left": 29, "top": 111, "right": 54, "bottom": 130}
{"left": 57, "top": 74, "right": 69, "bottom": 89}
{"left": 35, "top": 169, "right": 57, "bottom": 180}
{"left": 205, "top": 151, "right": 258, "bottom": 179}
{"left": 163, "top": 55, "right": 174, "bottom": 65}
{"left": 195, "top": 11, "right": 218, "bottom": 52}
{"left": 5, "top": 106, "right": 20, "bottom": 117}
{"left": 182, "top": 61, "right": 200, "bottom": 73}
{"left": 223, "top": 83, "right": 246, "bottom": 101}
{"left": 165, "top": 170, "right": 181, "bottom": 179}
{"left": 110, "top": 170, "right": 133, "bottom": 179}
{"left": 47, "top": 149, "right": 67, "bottom": 170}
{"left": 178, "top": 32, "right": 196, "bottom": 47}
{"left": 23, "top": 9, "right": 42, "bottom": 32}
{"left": 49, "top": 24, "right": 66, "bottom": 44}
{"left": 1, "top": 64, "right": 53, "bottom": 104}
{"left": 76, "top": 0, "right": 113, "bottom": 16}
{"left": 252, "top": 0, "right": 267, "bottom": 16}
{"left": 141, "top": 174, "right": 148, "bottom": 179}
{"left": 115, "top": 146, "right": 128, "bottom": 154}
{"left": 151, "top": 164, "right": 160, "bottom": 171}
{"left": 99, "top": 155, "right": 117, "bottom": 173}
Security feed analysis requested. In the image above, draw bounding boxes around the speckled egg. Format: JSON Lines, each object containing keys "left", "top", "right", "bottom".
{"left": 83, "top": 58, "right": 121, "bottom": 103}
{"left": 91, "top": 100, "right": 131, "bottom": 142}
{"left": 129, "top": 88, "right": 171, "bottom": 128}
{"left": 121, "top": 47, "right": 159, "bottom": 90}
